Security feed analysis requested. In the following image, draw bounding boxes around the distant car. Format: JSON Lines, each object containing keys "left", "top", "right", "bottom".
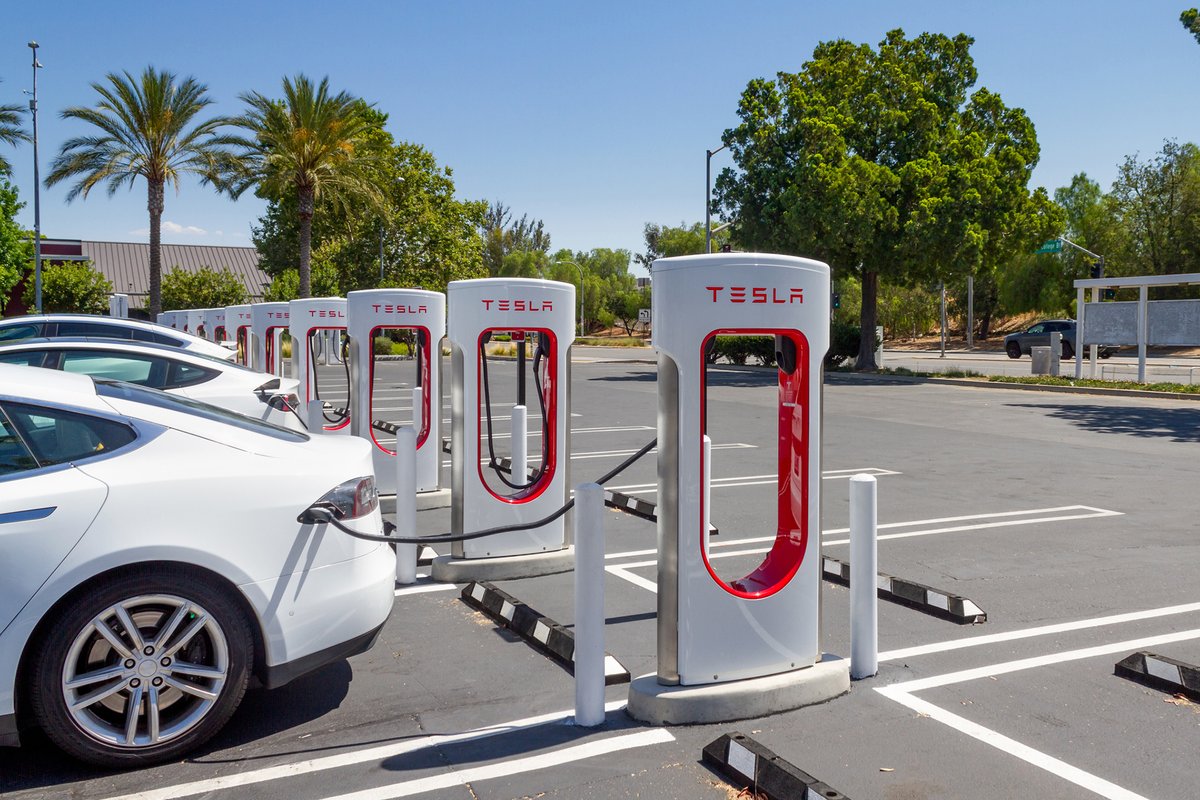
{"left": 0, "top": 338, "right": 304, "bottom": 430}
{"left": 0, "top": 314, "right": 234, "bottom": 361}
{"left": 1004, "top": 319, "right": 1116, "bottom": 359}
{"left": 0, "top": 364, "right": 394, "bottom": 767}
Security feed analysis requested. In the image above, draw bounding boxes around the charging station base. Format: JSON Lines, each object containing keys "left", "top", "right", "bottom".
{"left": 380, "top": 489, "right": 452, "bottom": 514}
{"left": 431, "top": 547, "right": 574, "bottom": 583}
{"left": 626, "top": 654, "right": 849, "bottom": 725}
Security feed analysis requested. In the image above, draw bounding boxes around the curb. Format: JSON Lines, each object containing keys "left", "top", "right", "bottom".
{"left": 826, "top": 371, "right": 1200, "bottom": 402}
{"left": 1115, "top": 650, "right": 1200, "bottom": 701}
{"left": 822, "top": 557, "right": 986, "bottom": 625}
{"left": 604, "top": 489, "right": 720, "bottom": 535}
{"left": 460, "top": 581, "right": 630, "bottom": 685}
{"left": 702, "top": 732, "right": 849, "bottom": 800}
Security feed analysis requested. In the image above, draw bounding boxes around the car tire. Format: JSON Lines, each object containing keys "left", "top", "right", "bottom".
{"left": 28, "top": 567, "right": 252, "bottom": 767}
{"left": 1062, "top": 341, "right": 1074, "bottom": 359}
{"left": 1006, "top": 342, "right": 1021, "bottom": 359}
{"left": 1100, "top": 349, "right": 1113, "bottom": 360}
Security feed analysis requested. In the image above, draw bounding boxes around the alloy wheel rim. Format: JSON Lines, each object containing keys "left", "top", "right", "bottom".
{"left": 60, "top": 593, "right": 229, "bottom": 749}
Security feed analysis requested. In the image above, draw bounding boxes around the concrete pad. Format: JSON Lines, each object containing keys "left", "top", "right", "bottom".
{"left": 379, "top": 488, "right": 452, "bottom": 514}
{"left": 626, "top": 654, "right": 849, "bottom": 725}
{"left": 431, "top": 547, "right": 575, "bottom": 582}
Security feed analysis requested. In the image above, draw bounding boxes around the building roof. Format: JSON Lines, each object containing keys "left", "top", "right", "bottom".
{"left": 79, "top": 240, "right": 271, "bottom": 306}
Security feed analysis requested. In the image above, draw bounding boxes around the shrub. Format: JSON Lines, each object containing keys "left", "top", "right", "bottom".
{"left": 374, "top": 336, "right": 393, "bottom": 356}
{"left": 26, "top": 261, "right": 112, "bottom": 314}
{"left": 826, "top": 320, "right": 862, "bottom": 368}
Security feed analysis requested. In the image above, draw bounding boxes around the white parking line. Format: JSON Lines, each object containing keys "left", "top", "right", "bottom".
{"left": 101, "top": 701, "right": 631, "bottom": 800}
{"left": 606, "top": 466, "right": 901, "bottom": 495}
{"left": 315, "top": 728, "right": 675, "bottom": 800}
{"left": 441, "top": 442, "right": 755, "bottom": 468}
{"left": 876, "top": 628, "right": 1200, "bottom": 800}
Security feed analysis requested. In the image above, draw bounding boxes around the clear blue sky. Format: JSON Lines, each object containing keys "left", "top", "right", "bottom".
{"left": 2, "top": 1, "right": 1199, "bottom": 264}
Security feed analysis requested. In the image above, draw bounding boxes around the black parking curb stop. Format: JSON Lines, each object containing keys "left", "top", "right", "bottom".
{"left": 460, "top": 581, "right": 631, "bottom": 685}
{"left": 604, "top": 489, "right": 720, "bottom": 536}
{"left": 702, "top": 732, "right": 850, "bottom": 800}
{"left": 1115, "top": 651, "right": 1200, "bottom": 701}
{"left": 822, "top": 557, "right": 986, "bottom": 625}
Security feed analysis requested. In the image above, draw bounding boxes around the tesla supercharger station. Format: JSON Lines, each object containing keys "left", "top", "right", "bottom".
{"left": 628, "top": 253, "right": 848, "bottom": 724}
{"left": 183, "top": 309, "right": 204, "bottom": 337}
{"left": 432, "top": 278, "right": 575, "bottom": 582}
{"left": 290, "top": 297, "right": 350, "bottom": 434}
{"left": 225, "top": 304, "right": 253, "bottom": 364}
{"left": 157, "top": 311, "right": 183, "bottom": 330}
{"left": 250, "top": 302, "right": 290, "bottom": 376}
{"left": 202, "top": 308, "right": 226, "bottom": 343}
{"left": 347, "top": 289, "right": 445, "bottom": 495}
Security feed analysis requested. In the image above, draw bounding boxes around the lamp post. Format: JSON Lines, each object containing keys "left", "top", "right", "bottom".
{"left": 705, "top": 143, "right": 727, "bottom": 253}
{"left": 553, "top": 259, "right": 585, "bottom": 336}
{"left": 28, "top": 41, "right": 43, "bottom": 313}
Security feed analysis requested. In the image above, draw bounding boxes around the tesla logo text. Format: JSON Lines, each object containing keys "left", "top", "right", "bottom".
{"left": 307, "top": 309, "right": 346, "bottom": 318}
{"left": 266, "top": 311, "right": 289, "bottom": 319}
{"left": 705, "top": 286, "right": 803, "bottom": 304}
{"left": 481, "top": 299, "right": 554, "bottom": 312}
{"left": 371, "top": 304, "right": 428, "bottom": 314}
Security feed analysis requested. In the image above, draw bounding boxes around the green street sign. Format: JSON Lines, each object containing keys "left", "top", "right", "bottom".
{"left": 1035, "top": 239, "right": 1062, "bottom": 254}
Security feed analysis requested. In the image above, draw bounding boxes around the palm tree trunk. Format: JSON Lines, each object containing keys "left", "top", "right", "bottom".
{"left": 298, "top": 186, "right": 314, "bottom": 298}
{"left": 148, "top": 178, "right": 165, "bottom": 317}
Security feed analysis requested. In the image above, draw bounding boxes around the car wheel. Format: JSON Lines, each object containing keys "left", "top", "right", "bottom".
{"left": 1062, "top": 341, "right": 1074, "bottom": 359}
{"left": 1100, "top": 349, "right": 1113, "bottom": 360}
{"left": 1006, "top": 342, "right": 1021, "bottom": 359}
{"left": 28, "top": 568, "right": 252, "bottom": 767}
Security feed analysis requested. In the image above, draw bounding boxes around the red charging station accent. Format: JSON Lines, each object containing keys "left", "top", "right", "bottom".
{"left": 264, "top": 327, "right": 282, "bottom": 373}
{"left": 698, "top": 329, "right": 810, "bottom": 600}
{"left": 235, "top": 326, "right": 250, "bottom": 365}
{"left": 368, "top": 324, "right": 432, "bottom": 453}
{"left": 476, "top": 328, "right": 558, "bottom": 504}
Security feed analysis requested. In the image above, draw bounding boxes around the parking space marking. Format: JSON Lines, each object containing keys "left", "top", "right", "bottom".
{"left": 602, "top": 505, "right": 1124, "bottom": 592}
{"left": 394, "top": 579, "right": 457, "bottom": 597}
{"left": 102, "top": 701, "right": 632, "bottom": 800}
{"left": 315, "top": 728, "right": 675, "bottom": 800}
{"left": 876, "top": 628, "right": 1200, "bottom": 800}
{"left": 606, "top": 466, "right": 901, "bottom": 495}
{"left": 441, "top": 442, "right": 755, "bottom": 469}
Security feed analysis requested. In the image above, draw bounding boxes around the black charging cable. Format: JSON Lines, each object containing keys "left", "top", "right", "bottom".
{"left": 479, "top": 334, "right": 550, "bottom": 491}
{"left": 309, "top": 332, "right": 352, "bottom": 426}
{"left": 309, "top": 436, "right": 657, "bottom": 544}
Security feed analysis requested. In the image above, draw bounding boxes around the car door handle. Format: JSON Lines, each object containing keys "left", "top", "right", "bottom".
{"left": 0, "top": 507, "right": 56, "bottom": 524}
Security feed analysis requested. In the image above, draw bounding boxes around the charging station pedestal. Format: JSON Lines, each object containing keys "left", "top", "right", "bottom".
{"left": 290, "top": 297, "right": 350, "bottom": 434}
{"left": 225, "top": 304, "right": 253, "bottom": 364}
{"left": 433, "top": 277, "right": 575, "bottom": 582}
{"left": 348, "top": 288, "right": 449, "bottom": 509}
{"left": 202, "top": 308, "right": 226, "bottom": 343}
{"left": 157, "top": 311, "right": 183, "bottom": 330}
{"left": 183, "top": 309, "right": 204, "bottom": 337}
{"left": 250, "top": 302, "right": 290, "bottom": 376}
{"left": 628, "top": 253, "right": 849, "bottom": 725}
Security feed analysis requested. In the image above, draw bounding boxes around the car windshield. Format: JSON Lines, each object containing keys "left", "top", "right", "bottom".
{"left": 92, "top": 379, "right": 308, "bottom": 442}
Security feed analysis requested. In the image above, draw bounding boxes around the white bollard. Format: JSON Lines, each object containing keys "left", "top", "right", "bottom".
{"left": 573, "top": 482, "right": 605, "bottom": 727}
{"left": 307, "top": 399, "right": 325, "bottom": 434}
{"left": 511, "top": 404, "right": 528, "bottom": 483}
{"left": 394, "top": 426, "right": 418, "bottom": 584}
{"left": 702, "top": 434, "right": 712, "bottom": 538}
{"left": 849, "top": 474, "right": 878, "bottom": 680}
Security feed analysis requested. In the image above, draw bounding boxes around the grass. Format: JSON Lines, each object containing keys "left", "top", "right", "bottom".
{"left": 844, "top": 365, "right": 1199, "bottom": 394}
{"left": 576, "top": 336, "right": 648, "bottom": 347}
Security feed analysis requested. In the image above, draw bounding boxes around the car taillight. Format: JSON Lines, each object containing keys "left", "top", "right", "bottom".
{"left": 308, "top": 476, "right": 379, "bottom": 520}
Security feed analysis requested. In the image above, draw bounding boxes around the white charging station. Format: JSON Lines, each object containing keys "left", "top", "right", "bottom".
{"left": 183, "top": 309, "right": 204, "bottom": 337}
{"left": 289, "top": 297, "right": 350, "bottom": 434}
{"left": 157, "top": 311, "right": 183, "bottom": 330}
{"left": 628, "top": 253, "right": 849, "bottom": 724}
{"left": 432, "top": 278, "right": 575, "bottom": 582}
{"left": 250, "top": 302, "right": 290, "bottom": 376}
{"left": 224, "top": 304, "right": 253, "bottom": 364}
{"left": 201, "top": 308, "right": 226, "bottom": 343}
{"left": 347, "top": 289, "right": 445, "bottom": 495}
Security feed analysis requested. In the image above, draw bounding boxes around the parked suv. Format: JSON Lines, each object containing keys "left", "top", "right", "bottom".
{"left": 1004, "top": 319, "right": 1116, "bottom": 359}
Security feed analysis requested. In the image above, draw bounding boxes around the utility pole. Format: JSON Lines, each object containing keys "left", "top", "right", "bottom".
{"left": 29, "top": 42, "right": 43, "bottom": 313}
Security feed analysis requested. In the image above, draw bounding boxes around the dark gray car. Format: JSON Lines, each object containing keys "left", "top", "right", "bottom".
{"left": 1004, "top": 319, "right": 1115, "bottom": 359}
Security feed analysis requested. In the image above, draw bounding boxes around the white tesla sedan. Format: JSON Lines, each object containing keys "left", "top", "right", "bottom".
{"left": 0, "top": 364, "right": 395, "bottom": 767}
{"left": 0, "top": 338, "right": 305, "bottom": 431}
{"left": 0, "top": 314, "right": 234, "bottom": 361}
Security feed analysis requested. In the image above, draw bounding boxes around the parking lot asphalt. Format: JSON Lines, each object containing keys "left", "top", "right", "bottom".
{"left": 3, "top": 353, "right": 1199, "bottom": 799}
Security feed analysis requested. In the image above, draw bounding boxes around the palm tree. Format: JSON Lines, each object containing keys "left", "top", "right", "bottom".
{"left": 222, "top": 74, "right": 383, "bottom": 298}
{"left": 0, "top": 80, "right": 31, "bottom": 175}
{"left": 45, "top": 68, "right": 231, "bottom": 315}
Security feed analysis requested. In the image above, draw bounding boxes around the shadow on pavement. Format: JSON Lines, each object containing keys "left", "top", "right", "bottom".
{"left": 1007, "top": 403, "right": 1200, "bottom": 443}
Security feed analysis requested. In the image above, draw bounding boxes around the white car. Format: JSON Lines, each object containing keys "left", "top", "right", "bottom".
{"left": 0, "top": 314, "right": 234, "bottom": 361}
{"left": 0, "top": 364, "right": 395, "bottom": 767}
{"left": 0, "top": 338, "right": 305, "bottom": 431}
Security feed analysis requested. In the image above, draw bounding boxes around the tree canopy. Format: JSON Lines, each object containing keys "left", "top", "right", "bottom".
{"left": 716, "top": 29, "right": 1047, "bottom": 365}
{"left": 0, "top": 179, "right": 29, "bottom": 313}
{"left": 0, "top": 79, "right": 30, "bottom": 176}
{"left": 160, "top": 266, "right": 248, "bottom": 310}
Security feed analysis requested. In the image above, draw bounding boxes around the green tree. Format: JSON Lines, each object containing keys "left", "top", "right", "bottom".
{"left": 608, "top": 285, "right": 650, "bottom": 335}
{"left": 635, "top": 221, "right": 725, "bottom": 271}
{"left": 160, "top": 266, "right": 248, "bottom": 310}
{"left": 0, "top": 80, "right": 30, "bottom": 176}
{"left": 45, "top": 68, "right": 231, "bottom": 316}
{"left": 1108, "top": 140, "right": 1200, "bottom": 277}
{"left": 1182, "top": 8, "right": 1200, "bottom": 44}
{"left": 223, "top": 75, "right": 384, "bottom": 299}
{"left": 262, "top": 260, "right": 341, "bottom": 302}
{"left": 716, "top": 29, "right": 1045, "bottom": 368}
{"left": 481, "top": 201, "right": 551, "bottom": 276}
{"left": 26, "top": 261, "right": 112, "bottom": 313}
{"left": 0, "top": 179, "right": 30, "bottom": 312}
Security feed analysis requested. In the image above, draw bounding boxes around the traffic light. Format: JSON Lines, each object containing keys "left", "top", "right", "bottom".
{"left": 1103, "top": 289, "right": 1116, "bottom": 300}
{"left": 1089, "top": 261, "right": 1104, "bottom": 280}
{"left": 831, "top": 292, "right": 841, "bottom": 309}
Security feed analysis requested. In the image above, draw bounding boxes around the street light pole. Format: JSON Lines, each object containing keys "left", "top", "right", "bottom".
{"left": 28, "top": 42, "right": 43, "bottom": 314}
{"left": 705, "top": 143, "right": 727, "bottom": 253}
{"left": 553, "top": 260, "right": 584, "bottom": 336}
